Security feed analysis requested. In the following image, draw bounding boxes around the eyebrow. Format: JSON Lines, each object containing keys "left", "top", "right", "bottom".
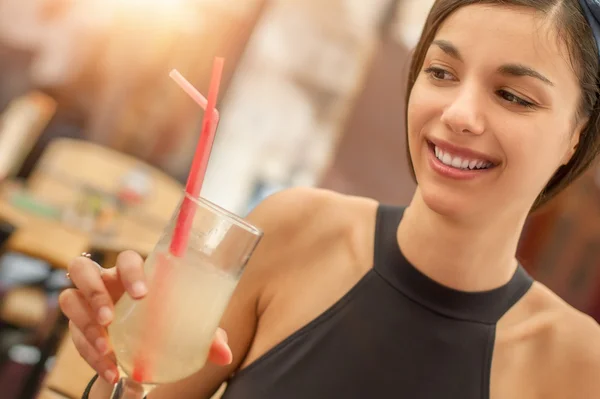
{"left": 431, "top": 39, "right": 555, "bottom": 87}
{"left": 432, "top": 40, "right": 463, "bottom": 62}
{"left": 497, "top": 64, "right": 554, "bottom": 86}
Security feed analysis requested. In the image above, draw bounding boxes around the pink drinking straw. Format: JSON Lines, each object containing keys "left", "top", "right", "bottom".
{"left": 170, "top": 59, "right": 224, "bottom": 256}
{"left": 169, "top": 69, "right": 220, "bottom": 124}
{"left": 131, "top": 59, "right": 225, "bottom": 383}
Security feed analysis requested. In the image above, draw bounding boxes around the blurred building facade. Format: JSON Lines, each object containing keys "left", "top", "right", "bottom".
{"left": 202, "top": 0, "right": 393, "bottom": 213}
{"left": 0, "top": 0, "right": 265, "bottom": 180}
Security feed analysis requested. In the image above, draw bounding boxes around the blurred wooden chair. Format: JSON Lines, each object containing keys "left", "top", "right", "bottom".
{"left": 0, "top": 222, "right": 88, "bottom": 343}
{"left": 0, "top": 220, "right": 90, "bottom": 399}
{"left": 41, "top": 334, "right": 95, "bottom": 399}
{"left": 0, "top": 92, "right": 57, "bottom": 181}
{"left": 0, "top": 287, "right": 47, "bottom": 329}
{"left": 6, "top": 222, "right": 90, "bottom": 271}
{"left": 0, "top": 202, "right": 89, "bottom": 346}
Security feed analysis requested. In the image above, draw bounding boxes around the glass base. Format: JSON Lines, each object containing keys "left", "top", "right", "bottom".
{"left": 110, "top": 367, "right": 157, "bottom": 399}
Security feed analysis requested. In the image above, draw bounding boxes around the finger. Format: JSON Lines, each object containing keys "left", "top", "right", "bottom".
{"left": 208, "top": 328, "right": 232, "bottom": 366}
{"left": 101, "top": 270, "right": 126, "bottom": 304}
{"left": 115, "top": 251, "right": 148, "bottom": 299}
{"left": 59, "top": 289, "right": 111, "bottom": 356}
{"left": 70, "top": 322, "right": 119, "bottom": 384}
{"left": 68, "top": 256, "right": 115, "bottom": 326}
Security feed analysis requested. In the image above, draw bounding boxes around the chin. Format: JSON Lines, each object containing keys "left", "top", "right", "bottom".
{"left": 417, "top": 183, "right": 473, "bottom": 219}
{"left": 409, "top": 140, "right": 498, "bottom": 222}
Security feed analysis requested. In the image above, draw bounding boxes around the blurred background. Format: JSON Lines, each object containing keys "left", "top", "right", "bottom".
{"left": 0, "top": 0, "right": 598, "bottom": 398}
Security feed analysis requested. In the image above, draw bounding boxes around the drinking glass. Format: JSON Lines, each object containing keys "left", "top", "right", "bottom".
{"left": 107, "top": 192, "right": 263, "bottom": 398}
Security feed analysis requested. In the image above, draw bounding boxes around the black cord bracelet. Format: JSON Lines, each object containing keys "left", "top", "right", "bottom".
{"left": 82, "top": 374, "right": 99, "bottom": 398}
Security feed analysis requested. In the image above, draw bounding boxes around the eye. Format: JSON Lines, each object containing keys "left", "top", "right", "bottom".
{"left": 497, "top": 89, "right": 536, "bottom": 109}
{"left": 423, "top": 66, "right": 456, "bottom": 81}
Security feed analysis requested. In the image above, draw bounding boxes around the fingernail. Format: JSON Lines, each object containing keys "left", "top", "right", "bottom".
{"left": 104, "top": 370, "right": 117, "bottom": 384}
{"left": 226, "top": 348, "right": 233, "bottom": 365}
{"left": 98, "top": 307, "right": 113, "bottom": 326}
{"left": 95, "top": 337, "right": 109, "bottom": 355}
{"left": 131, "top": 282, "right": 148, "bottom": 298}
{"left": 217, "top": 328, "right": 228, "bottom": 344}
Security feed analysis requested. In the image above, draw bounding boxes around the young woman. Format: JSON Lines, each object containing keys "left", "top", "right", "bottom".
{"left": 61, "top": 0, "right": 600, "bottom": 397}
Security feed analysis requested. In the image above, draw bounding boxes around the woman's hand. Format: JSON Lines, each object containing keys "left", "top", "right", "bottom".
{"left": 58, "top": 250, "right": 233, "bottom": 384}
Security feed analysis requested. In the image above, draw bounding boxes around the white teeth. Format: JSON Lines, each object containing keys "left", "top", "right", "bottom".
{"left": 433, "top": 145, "right": 493, "bottom": 171}
{"left": 442, "top": 153, "right": 452, "bottom": 165}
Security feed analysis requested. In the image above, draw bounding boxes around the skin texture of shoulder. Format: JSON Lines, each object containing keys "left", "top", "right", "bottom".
{"left": 493, "top": 282, "right": 600, "bottom": 398}
{"left": 512, "top": 283, "right": 600, "bottom": 398}
{"left": 536, "top": 286, "right": 600, "bottom": 398}
{"left": 243, "top": 186, "right": 360, "bottom": 314}
{"left": 565, "top": 313, "right": 600, "bottom": 397}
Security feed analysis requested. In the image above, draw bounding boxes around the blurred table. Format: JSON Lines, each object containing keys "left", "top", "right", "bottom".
{"left": 5, "top": 220, "right": 90, "bottom": 270}
{"left": 0, "top": 138, "right": 185, "bottom": 260}
{"left": 0, "top": 186, "right": 163, "bottom": 260}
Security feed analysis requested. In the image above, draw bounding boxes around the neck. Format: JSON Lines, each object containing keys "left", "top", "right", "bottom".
{"left": 397, "top": 189, "right": 526, "bottom": 292}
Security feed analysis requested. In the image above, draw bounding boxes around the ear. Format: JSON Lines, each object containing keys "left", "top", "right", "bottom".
{"left": 561, "top": 119, "right": 586, "bottom": 166}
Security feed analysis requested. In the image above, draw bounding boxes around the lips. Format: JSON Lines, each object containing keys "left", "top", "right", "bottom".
{"left": 425, "top": 139, "right": 499, "bottom": 181}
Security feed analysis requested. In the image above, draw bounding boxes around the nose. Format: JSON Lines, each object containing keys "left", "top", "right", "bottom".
{"left": 440, "top": 85, "right": 486, "bottom": 136}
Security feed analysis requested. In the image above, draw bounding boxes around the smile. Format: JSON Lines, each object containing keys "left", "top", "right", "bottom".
{"left": 426, "top": 140, "right": 498, "bottom": 181}
{"left": 434, "top": 146, "right": 493, "bottom": 171}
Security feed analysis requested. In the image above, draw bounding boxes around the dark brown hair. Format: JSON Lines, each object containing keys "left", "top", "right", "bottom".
{"left": 404, "top": 0, "right": 600, "bottom": 211}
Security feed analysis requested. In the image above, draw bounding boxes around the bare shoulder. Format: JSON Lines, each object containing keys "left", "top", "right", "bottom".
{"left": 528, "top": 283, "right": 600, "bottom": 397}
{"left": 554, "top": 301, "right": 600, "bottom": 397}
{"left": 247, "top": 186, "right": 374, "bottom": 231}
{"left": 245, "top": 187, "right": 379, "bottom": 309}
{"left": 248, "top": 187, "right": 377, "bottom": 257}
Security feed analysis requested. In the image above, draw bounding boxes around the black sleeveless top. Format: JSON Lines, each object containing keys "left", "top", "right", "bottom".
{"left": 221, "top": 205, "right": 534, "bottom": 399}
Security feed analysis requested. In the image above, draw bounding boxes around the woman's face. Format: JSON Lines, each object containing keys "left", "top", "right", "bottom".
{"left": 407, "top": 5, "right": 584, "bottom": 221}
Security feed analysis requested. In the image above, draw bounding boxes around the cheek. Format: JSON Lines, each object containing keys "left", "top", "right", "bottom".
{"left": 407, "top": 82, "right": 443, "bottom": 164}
{"left": 407, "top": 80, "right": 444, "bottom": 137}
{"left": 496, "top": 121, "right": 570, "bottom": 191}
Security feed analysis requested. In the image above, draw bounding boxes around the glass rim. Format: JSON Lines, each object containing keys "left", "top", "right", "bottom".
{"left": 182, "top": 191, "right": 263, "bottom": 238}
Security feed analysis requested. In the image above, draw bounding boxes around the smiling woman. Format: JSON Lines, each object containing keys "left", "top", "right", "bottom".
{"left": 65, "top": 1, "right": 600, "bottom": 399}
{"left": 406, "top": 1, "right": 600, "bottom": 215}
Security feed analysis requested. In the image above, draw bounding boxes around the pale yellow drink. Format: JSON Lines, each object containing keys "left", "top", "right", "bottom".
{"left": 106, "top": 193, "right": 262, "bottom": 399}
{"left": 109, "top": 247, "right": 238, "bottom": 384}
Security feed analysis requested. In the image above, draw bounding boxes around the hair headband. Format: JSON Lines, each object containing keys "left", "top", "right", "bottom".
{"left": 580, "top": 0, "right": 600, "bottom": 56}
